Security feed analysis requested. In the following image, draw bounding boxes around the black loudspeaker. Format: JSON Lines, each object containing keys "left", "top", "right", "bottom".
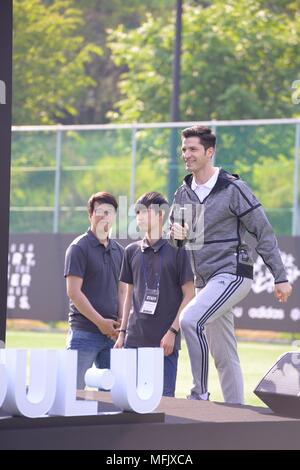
{"left": 254, "top": 352, "right": 300, "bottom": 418}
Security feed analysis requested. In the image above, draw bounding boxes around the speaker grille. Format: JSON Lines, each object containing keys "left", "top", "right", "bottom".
{"left": 255, "top": 352, "right": 300, "bottom": 397}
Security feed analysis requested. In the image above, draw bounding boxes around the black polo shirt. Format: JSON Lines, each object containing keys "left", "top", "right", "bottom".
{"left": 120, "top": 238, "right": 194, "bottom": 349}
{"left": 64, "top": 229, "right": 124, "bottom": 333}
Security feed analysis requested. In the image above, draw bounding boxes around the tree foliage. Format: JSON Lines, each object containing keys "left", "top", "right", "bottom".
{"left": 13, "top": 0, "right": 102, "bottom": 124}
{"left": 66, "top": 0, "right": 175, "bottom": 123}
{"left": 107, "top": 0, "right": 300, "bottom": 122}
{"left": 11, "top": 0, "right": 300, "bottom": 236}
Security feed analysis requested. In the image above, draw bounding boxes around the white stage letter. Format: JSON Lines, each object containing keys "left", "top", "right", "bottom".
{"left": 1, "top": 349, "right": 58, "bottom": 418}
{"left": 0, "top": 350, "right": 7, "bottom": 408}
{"left": 110, "top": 348, "right": 163, "bottom": 413}
{"left": 49, "top": 350, "right": 97, "bottom": 416}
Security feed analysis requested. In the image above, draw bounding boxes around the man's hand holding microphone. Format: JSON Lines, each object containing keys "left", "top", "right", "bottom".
{"left": 170, "top": 207, "right": 189, "bottom": 247}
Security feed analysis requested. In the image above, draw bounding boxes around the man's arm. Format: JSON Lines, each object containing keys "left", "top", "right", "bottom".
{"left": 160, "top": 281, "right": 195, "bottom": 356}
{"left": 117, "top": 280, "right": 128, "bottom": 323}
{"left": 66, "top": 275, "right": 120, "bottom": 338}
{"left": 231, "top": 181, "right": 292, "bottom": 302}
{"left": 114, "top": 283, "right": 133, "bottom": 349}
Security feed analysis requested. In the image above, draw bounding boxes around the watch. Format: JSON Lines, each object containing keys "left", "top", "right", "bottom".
{"left": 169, "top": 326, "right": 179, "bottom": 336}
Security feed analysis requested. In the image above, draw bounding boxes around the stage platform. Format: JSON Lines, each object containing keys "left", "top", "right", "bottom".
{"left": 0, "top": 391, "right": 300, "bottom": 450}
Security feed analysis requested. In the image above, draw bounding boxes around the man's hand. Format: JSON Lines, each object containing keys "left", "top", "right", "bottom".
{"left": 274, "top": 282, "right": 292, "bottom": 303}
{"left": 98, "top": 318, "right": 120, "bottom": 340}
{"left": 160, "top": 330, "right": 176, "bottom": 356}
{"left": 113, "top": 333, "right": 125, "bottom": 349}
{"left": 170, "top": 222, "right": 189, "bottom": 241}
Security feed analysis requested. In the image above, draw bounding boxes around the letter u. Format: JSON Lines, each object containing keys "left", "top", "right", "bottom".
{"left": 110, "top": 348, "right": 163, "bottom": 413}
{"left": 1, "top": 349, "right": 58, "bottom": 418}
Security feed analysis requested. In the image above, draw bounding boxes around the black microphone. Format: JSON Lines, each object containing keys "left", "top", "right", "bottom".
{"left": 177, "top": 207, "right": 186, "bottom": 248}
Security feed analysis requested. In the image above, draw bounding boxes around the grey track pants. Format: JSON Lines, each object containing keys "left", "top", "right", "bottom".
{"left": 180, "top": 273, "right": 252, "bottom": 404}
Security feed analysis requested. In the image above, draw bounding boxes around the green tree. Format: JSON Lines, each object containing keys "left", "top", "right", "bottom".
{"left": 105, "top": 0, "right": 299, "bottom": 235}
{"left": 70, "top": 0, "right": 175, "bottom": 123}
{"left": 13, "top": 0, "right": 102, "bottom": 124}
{"left": 107, "top": 0, "right": 300, "bottom": 122}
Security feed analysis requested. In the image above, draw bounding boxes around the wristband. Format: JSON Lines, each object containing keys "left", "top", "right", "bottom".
{"left": 118, "top": 329, "right": 126, "bottom": 334}
{"left": 169, "top": 327, "right": 179, "bottom": 336}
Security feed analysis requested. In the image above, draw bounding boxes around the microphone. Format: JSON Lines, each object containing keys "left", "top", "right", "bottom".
{"left": 177, "top": 207, "right": 186, "bottom": 248}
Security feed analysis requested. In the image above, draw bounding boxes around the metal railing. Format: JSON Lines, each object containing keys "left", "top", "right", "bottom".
{"left": 11, "top": 119, "right": 300, "bottom": 235}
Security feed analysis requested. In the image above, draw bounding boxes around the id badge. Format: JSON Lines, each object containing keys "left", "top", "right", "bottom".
{"left": 140, "top": 288, "right": 159, "bottom": 315}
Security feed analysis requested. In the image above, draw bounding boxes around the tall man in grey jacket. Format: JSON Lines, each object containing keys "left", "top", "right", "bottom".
{"left": 170, "top": 125, "right": 292, "bottom": 404}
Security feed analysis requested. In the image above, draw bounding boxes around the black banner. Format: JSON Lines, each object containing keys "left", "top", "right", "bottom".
{"left": 7, "top": 234, "right": 74, "bottom": 322}
{"left": 232, "top": 236, "right": 300, "bottom": 332}
{"left": 0, "top": 1, "right": 13, "bottom": 343}
{"left": 6, "top": 234, "right": 300, "bottom": 332}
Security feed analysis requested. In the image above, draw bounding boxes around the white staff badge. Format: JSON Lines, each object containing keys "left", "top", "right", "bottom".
{"left": 140, "top": 288, "right": 160, "bottom": 315}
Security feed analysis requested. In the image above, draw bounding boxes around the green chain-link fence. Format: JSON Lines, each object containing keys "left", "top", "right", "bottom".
{"left": 10, "top": 119, "right": 300, "bottom": 236}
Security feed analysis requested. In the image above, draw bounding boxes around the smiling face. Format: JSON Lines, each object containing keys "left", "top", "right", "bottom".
{"left": 181, "top": 136, "right": 214, "bottom": 174}
{"left": 89, "top": 202, "right": 116, "bottom": 239}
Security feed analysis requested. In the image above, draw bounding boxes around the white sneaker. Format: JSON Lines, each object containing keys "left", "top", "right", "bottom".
{"left": 187, "top": 391, "right": 210, "bottom": 401}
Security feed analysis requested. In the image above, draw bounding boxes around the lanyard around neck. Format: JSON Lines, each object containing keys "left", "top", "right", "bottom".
{"left": 141, "top": 249, "right": 163, "bottom": 289}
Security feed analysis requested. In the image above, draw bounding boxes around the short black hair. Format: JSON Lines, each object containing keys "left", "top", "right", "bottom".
{"left": 87, "top": 191, "right": 118, "bottom": 216}
{"left": 182, "top": 125, "right": 216, "bottom": 150}
{"left": 135, "top": 191, "right": 169, "bottom": 222}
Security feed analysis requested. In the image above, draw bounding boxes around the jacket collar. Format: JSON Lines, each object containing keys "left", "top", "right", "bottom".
{"left": 191, "top": 168, "right": 220, "bottom": 191}
{"left": 183, "top": 168, "right": 239, "bottom": 193}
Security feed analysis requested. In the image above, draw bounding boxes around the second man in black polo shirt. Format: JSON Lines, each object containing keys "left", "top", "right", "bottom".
{"left": 115, "top": 192, "right": 194, "bottom": 397}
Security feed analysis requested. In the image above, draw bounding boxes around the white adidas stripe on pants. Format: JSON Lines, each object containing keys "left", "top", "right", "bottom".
{"left": 180, "top": 273, "right": 252, "bottom": 404}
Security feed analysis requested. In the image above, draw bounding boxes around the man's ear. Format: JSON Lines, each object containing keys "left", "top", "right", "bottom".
{"left": 207, "top": 147, "right": 215, "bottom": 159}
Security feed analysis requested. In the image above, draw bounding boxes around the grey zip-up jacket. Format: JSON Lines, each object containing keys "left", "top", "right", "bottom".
{"left": 170, "top": 169, "right": 288, "bottom": 288}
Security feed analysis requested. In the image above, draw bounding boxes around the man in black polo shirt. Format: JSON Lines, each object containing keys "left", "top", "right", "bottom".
{"left": 115, "top": 192, "right": 194, "bottom": 397}
{"left": 65, "top": 192, "right": 124, "bottom": 389}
